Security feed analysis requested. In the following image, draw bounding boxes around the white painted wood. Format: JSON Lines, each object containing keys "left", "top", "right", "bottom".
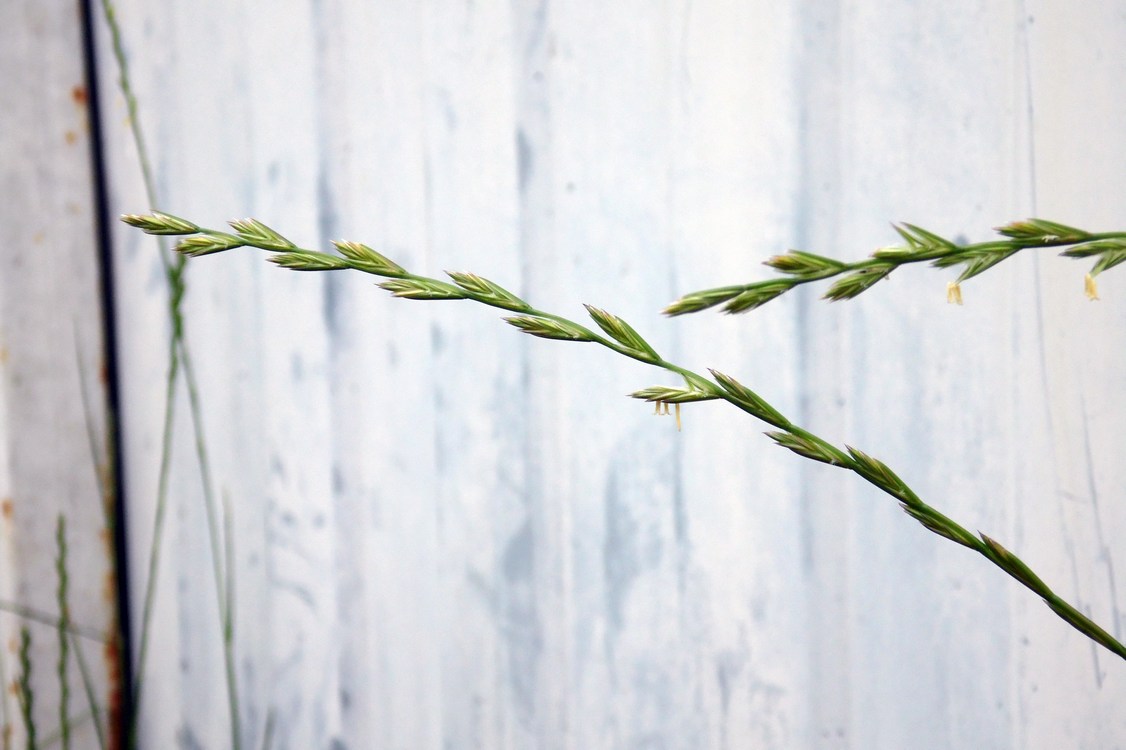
{"left": 0, "top": 1, "right": 122, "bottom": 746}
{"left": 96, "top": 0, "right": 1126, "bottom": 748}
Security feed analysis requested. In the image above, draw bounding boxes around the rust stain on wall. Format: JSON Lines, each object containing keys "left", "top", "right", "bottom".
{"left": 1, "top": 499, "right": 11, "bottom": 520}
{"left": 103, "top": 609, "right": 125, "bottom": 750}
{"left": 71, "top": 85, "right": 87, "bottom": 106}
{"left": 65, "top": 130, "right": 78, "bottom": 145}
{"left": 101, "top": 568, "right": 115, "bottom": 602}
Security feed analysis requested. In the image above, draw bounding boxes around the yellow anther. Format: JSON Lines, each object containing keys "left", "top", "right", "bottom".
{"left": 1085, "top": 273, "right": 1100, "bottom": 301}
{"left": 946, "top": 281, "right": 963, "bottom": 305}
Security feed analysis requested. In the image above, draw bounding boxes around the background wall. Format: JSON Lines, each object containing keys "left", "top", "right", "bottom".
{"left": 0, "top": 2, "right": 122, "bottom": 748}
{"left": 88, "top": 0, "right": 1126, "bottom": 748}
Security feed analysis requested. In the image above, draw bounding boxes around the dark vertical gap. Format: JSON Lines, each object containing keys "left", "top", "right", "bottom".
{"left": 78, "top": 0, "right": 137, "bottom": 742}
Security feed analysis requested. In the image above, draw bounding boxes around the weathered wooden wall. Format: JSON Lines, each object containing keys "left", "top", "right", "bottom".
{"left": 1, "top": 2, "right": 122, "bottom": 747}
{"left": 92, "top": 0, "right": 1125, "bottom": 748}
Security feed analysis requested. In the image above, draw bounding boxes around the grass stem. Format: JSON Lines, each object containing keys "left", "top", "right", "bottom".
{"left": 54, "top": 517, "right": 71, "bottom": 750}
{"left": 17, "top": 628, "right": 34, "bottom": 750}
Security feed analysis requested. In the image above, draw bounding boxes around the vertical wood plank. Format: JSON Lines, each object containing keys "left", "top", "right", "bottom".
{"left": 0, "top": 1, "right": 121, "bottom": 746}
{"left": 798, "top": 2, "right": 1033, "bottom": 746}
{"left": 1013, "top": 1, "right": 1126, "bottom": 746}
{"left": 664, "top": 1, "right": 810, "bottom": 747}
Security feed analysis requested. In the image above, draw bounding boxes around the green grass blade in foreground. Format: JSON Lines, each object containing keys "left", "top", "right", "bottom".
{"left": 72, "top": 328, "right": 118, "bottom": 747}
{"left": 56, "top": 516, "right": 72, "bottom": 750}
{"left": 72, "top": 330, "right": 114, "bottom": 750}
{"left": 37, "top": 711, "right": 98, "bottom": 749}
{"left": 0, "top": 598, "right": 110, "bottom": 750}
{"left": 215, "top": 491, "right": 242, "bottom": 750}
{"left": 70, "top": 630, "right": 107, "bottom": 750}
{"left": 17, "top": 628, "right": 35, "bottom": 749}
{"left": 121, "top": 213, "right": 1126, "bottom": 662}
{"left": 98, "top": 0, "right": 183, "bottom": 727}
{"left": 0, "top": 602, "right": 111, "bottom": 644}
{"left": 258, "top": 708, "right": 276, "bottom": 750}
{"left": 98, "top": 3, "right": 240, "bottom": 746}
{"left": 50, "top": 515, "right": 108, "bottom": 750}
{"left": 664, "top": 219, "right": 1126, "bottom": 315}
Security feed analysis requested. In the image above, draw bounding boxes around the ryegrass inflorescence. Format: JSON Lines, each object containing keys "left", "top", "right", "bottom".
{"left": 664, "top": 219, "right": 1126, "bottom": 314}
{"left": 122, "top": 210, "right": 1126, "bottom": 662}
